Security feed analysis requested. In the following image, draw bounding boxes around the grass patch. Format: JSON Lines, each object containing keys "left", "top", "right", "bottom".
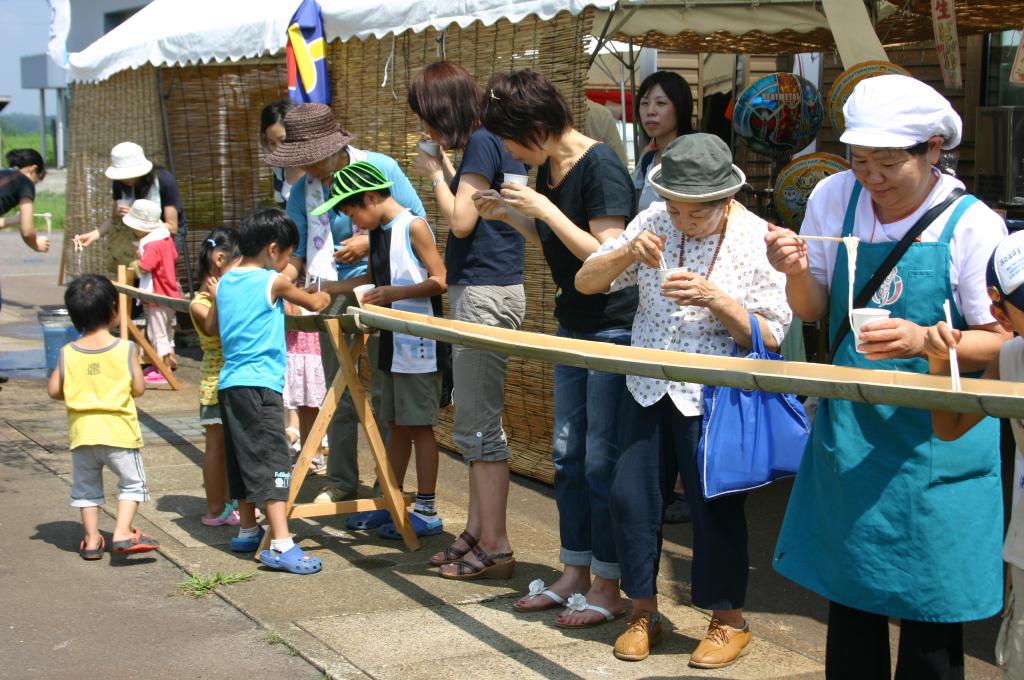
{"left": 178, "top": 571, "right": 256, "bottom": 597}
{"left": 0, "top": 128, "right": 56, "bottom": 166}
{"left": 33, "top": 191, "right": 65, "bottom": 232}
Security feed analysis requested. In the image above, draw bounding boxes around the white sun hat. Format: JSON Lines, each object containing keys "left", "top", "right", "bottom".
{"left": 122, "top": 199, "right": 164, "bottom": 232}
{"left": 105, "top": 142, "right": 154, "bottom": 180}
{"left": 840, "top": 74, "right": 962, "bottom": 151}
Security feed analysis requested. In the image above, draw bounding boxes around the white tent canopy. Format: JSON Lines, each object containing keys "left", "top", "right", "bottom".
{"left": 68, "top": 0, "right": 616, "bottom": 83}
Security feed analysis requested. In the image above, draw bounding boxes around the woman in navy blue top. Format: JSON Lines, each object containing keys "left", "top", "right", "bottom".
{"left": 407, "top": 61, "right": 528, "bottom": 579}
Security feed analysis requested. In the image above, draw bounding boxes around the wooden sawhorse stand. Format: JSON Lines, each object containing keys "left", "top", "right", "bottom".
{"left": 116, "top": 265, "right": 180, "bottom": 390}
{"left": 256, "top": 317, "right": 419, "bottom": 555}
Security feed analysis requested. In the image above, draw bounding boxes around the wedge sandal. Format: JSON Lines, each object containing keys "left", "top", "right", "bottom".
{"left": 439, "top": 547, "right": 515, "bottom": 581}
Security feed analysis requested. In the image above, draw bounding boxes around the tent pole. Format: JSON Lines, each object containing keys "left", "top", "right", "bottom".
{"left": 628, "top": 40, "right": 640, "bottom": 163}
{"left": 156, "top": 67, "right": 194, "bottom": 299}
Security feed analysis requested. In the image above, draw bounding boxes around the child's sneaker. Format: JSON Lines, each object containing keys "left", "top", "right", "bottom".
{"left": 378, "top": 512, "right": 444, "bottom": 540}
{"left": 143, "top": 366, "right": 168, "bottom": 384}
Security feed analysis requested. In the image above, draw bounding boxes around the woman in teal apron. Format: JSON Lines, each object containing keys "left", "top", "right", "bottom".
{"left": 766, "top": 75, "right": 1008, "bottom": 679}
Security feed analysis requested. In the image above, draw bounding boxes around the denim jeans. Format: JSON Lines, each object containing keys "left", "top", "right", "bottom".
{"left": 552, "top": 324, "right": 631, "bottom": 580}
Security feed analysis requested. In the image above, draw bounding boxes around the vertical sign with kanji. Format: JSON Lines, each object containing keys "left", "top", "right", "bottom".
{"left": 1010, "top": 30, "right": 1024, "bottom": 86}
{"left": 931, "top": 0, "right": 963, "bottom": 89}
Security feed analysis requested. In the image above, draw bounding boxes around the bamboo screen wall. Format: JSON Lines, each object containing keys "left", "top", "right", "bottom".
{"left": 327, "top": 11, "right": 593, "bottom": 484}
{"left": 65, "top": 10, "right": 594, "bottom": 485}
{"left": 65, "top": 66, "right": 168, "bottom": 277}
{"left": 160, "top": 61, "right": 288, "bottom": 276}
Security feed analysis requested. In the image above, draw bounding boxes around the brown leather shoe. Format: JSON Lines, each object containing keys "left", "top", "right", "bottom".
{"left": 688, "top": 618, "right": 752, "bottom": 669}
{"left": 613, "top": 611, "right": 663, "bottom": 661}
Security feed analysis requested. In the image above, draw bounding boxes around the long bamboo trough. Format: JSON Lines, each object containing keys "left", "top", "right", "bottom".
{"left": 351, "top": 304, "right": 1024, "bottom": 419}
{"left": 110, "top": 281, "right": 1024, "bottom": 418}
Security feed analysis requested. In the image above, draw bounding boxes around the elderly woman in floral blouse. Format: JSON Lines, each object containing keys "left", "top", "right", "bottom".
{"left": 576, "top": 133, "right": 791, "bottom": 668}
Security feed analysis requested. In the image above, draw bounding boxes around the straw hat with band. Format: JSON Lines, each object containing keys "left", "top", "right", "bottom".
{"left": 839, "top": 74, "right": 962, "bottom": 150}
{"left": 122, "top": 199, "right": 165, "bottom": 232}
{"left": 311, "top": 161, "right": 394, "bottom": 216}
{"left": 264, "top": 103, "right": 354, "bottom": 168}
{"left": 647, "top": 133, "right": 746, "bottom": 203}
{"left": 105, "top": 142, "right": 153, "bottom": 181}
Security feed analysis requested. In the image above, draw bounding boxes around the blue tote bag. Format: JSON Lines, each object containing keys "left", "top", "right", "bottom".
{"left": 697, "top": 313, "right": 810, "bottom": 499}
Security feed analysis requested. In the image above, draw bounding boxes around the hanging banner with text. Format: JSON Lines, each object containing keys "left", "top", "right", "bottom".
{"left": 931, "top": 0, "right": 963, "bottom": 89}
{"left": 1010, "top": 29, "right": 1024, "bottom": 86}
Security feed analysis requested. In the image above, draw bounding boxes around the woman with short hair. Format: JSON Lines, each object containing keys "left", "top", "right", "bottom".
{"left": 473, "top": 69, "right": 637, "bottom": 623}
{"left": 633, "top": 71, "right": 694, "bottom": 212}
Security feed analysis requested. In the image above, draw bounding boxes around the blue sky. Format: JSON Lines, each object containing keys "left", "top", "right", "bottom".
{"left": 0, "top": 0, "right": 61, "bottom": 116}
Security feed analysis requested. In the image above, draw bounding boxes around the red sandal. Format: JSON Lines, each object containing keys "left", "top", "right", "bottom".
{"left": 111, "top": 527, "right": 159, "bottom": 554}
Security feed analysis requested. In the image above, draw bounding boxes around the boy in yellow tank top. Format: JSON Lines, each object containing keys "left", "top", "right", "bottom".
{"left": 47, "top": 274, "right": 159, "bottom": 560}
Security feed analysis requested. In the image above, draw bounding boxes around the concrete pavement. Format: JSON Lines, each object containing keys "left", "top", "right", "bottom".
{"left": 0, "top": 230, "right": 1003, "bottom": 679}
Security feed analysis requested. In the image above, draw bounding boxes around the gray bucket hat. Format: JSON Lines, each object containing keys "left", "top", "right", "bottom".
{"left": 648, "top": 133, "right": 746, "bottom": 202}
{"left": 264, "top": 103, "right": 354, "bottom": 168}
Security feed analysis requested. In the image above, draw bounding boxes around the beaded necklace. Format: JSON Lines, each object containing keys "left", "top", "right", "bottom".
{"left": 677, "top": 203, "right": 730, "bottom": 279}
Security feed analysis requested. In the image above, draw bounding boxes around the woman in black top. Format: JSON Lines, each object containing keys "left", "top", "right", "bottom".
{"left": 407, "top": 61, "right": 528, "bottom": 578}
{"left": 74, "top": 142, "right": 185, "bottom": 274}
{"left": 474, "top": 69, "right": 636, "bottom": 626}
{"left": 0, "top": 148, "right": 49, "bottom": 253}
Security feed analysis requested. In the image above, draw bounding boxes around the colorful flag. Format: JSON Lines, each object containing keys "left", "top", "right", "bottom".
{"left": 286, "top": 0, "right": 330, "bottom": 104}
{"left": 46, "top": 0, "right": 71, "bottom": 68}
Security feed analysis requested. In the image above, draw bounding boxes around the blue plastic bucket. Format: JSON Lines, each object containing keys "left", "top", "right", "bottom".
{"left": 38, "top": 309, "right": 80, "bottom": 372}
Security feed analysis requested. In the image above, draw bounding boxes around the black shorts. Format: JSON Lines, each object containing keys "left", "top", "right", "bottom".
{"left": 219, "top": 386, "right": 291, "bottom": 504}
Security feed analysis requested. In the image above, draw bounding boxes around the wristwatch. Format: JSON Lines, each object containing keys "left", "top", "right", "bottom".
{"left": 431, "top": 177, "right": 445, "bottom": 188}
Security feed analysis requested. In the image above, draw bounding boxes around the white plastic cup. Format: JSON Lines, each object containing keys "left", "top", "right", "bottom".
{"left": 353, "top": 284, "right": 375, "bottom": 307}
{"left": 417, "top": 140, "right": 439, "bottom": 156}
{"left": 657, "top": 266, "right": 689, "bottom": 288}
{"left": 849, "top": 308, "right": 891, "bottom": 353}
{"left": 503, "top": 172, "right": 529, "bottom": 186}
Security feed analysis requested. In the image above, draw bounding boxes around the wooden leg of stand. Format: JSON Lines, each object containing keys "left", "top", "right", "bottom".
{"left": 118, "top": 266, "right": 129, "bottom": 341}
{"left": 327, "top": 321, "right": 419, "bottom": 551}
{"left": 255, "top": 347, "right": 348, "bottom": 557}
{"left": 123, "top": 320, "right": 180, "bottom": 390}
{"left": 57, "top": 238, "right": 66, "bottom": 286}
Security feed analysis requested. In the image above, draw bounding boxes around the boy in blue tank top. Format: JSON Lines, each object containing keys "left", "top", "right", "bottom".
{"left": 215, "top": 208, "right": 330, "bottom": 574}
{"left": 310, "top": 161, "right": 453, "bottom": 544}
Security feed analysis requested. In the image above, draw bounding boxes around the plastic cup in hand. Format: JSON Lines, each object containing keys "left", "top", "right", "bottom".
{"left": 657, "top": 266, "right": 689, "bottom": 288}
{"left": 849, "top": 308, "right": 891, "bottom": 353}
{"left": 417, "top": 140, "right": 439, "bottom": 157}
{"left": 503, "top": 173, "right": 529, "bottom": 186}
{"left": 353, "top": 284, "right": 375, "bottom": 307}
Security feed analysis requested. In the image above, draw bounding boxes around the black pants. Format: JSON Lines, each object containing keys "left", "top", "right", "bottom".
{"left": 611, "top": 396, "right": 749, "bottom": 608}
{"left": 825, "top": 601, "right": 964, "bottom": 680}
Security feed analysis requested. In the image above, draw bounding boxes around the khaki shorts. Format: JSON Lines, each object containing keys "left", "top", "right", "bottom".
{"left": 378, "top": 370, "right": 442, "bottom": 427}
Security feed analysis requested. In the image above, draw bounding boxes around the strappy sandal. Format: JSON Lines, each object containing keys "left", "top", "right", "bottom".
{"left": 111, "top": 527, "right": 159, "bottom": 554}
{"left": 428, "top": 530, "right": 478, "bottom": 566}
{"left": 439, "top": 547, "right": 515, "bottom": 581}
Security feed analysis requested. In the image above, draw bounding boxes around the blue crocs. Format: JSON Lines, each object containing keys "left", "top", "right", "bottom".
{"left": 230, "top": 526, "right": 265, "bottom": 552}
{"left": 378, "top": 513, "right": 444, "bottom": 540}
{"left": 345, "top": 509, "right": 391, "bottom": 531}
{"left": 258, "top": 545, "right": 322, "bottom": 575}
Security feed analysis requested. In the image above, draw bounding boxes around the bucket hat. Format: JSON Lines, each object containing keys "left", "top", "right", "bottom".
{"left": 648, "top": 133, "right": 746, "bottom": 203}
{"left": 264, "top": 103, "right": 354, "bottom": 168}
{"left": 122, "top": 199, "right": 164, "bottom": 232}
{"left": 840, "top": 74, "right": 962, "bottom": 150}
{"left": 311, "top": 161, "right": 394, "bottom": 216}
{"left": 105, "top": 142, "right": 153, "bottom": 181}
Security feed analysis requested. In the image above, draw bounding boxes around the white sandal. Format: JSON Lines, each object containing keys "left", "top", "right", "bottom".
{"left": 553, "top": 593, "right": 625, "bottom": 629}
{"left": 513, "top": 579, "right": 567, "bottom": 612}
